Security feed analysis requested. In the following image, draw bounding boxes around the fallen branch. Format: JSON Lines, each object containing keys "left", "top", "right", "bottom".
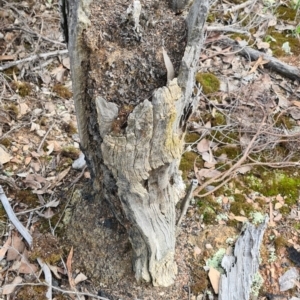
{"left": 217, "top": 37, "right": 300, "bottom": 81}
{"left": 219, "top": 217, "right": 268, "bottom": 299}
{"left": 0, "top": 49, "right": 68, "bottom": 71}
{"left": 0, "top": 185, "right": 32, "bottom": 246}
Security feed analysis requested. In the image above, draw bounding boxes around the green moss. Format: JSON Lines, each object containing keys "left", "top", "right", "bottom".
{"left": 210, "top": 130, "right": 239, "bottom": 144}
{"left": 53, "top": 84, "right": 72, "bottom": 99}
{"left": 276, "top": 5, "right": 299, "bottom": 21}
{"left": 4, "top": 66, "right": 19, "bottom": 78}
{"left": 17, "top": 285, "right": 48, "bottom": 300}
{"left": 230, "top": 194, "right": 255, "bottom": 217}
{"left": 274, "top": 236, "right": 288, "bottom": 250}
{"left": 197, "top": 195, "right": 220, "bottom": 224}
{"left": 195, "top": 73, "right": 220, "bottom": 95}
{"left": 39, "top": 116, "right": 48, "bottom": 126}
{"left": 274, "top": 113, "right": 296, "bottom": 130}
{"left": 293, "top": 223, "right": 300, "bottom": 230}
{"left": 4, "top": 104, "right": 19, "bottom": 118}
{"left": 207, "top": 12, "right": 216, "bottom": 23}
{"left": 266, "top": 29, "right": 300, "bottom": 57}
{"left": 245, "top": 171, "right": 300, "bottom": 206}
{"left": 214, "top": 145, "right": 241, "bottom": 160}
{"left": 0, "top": 138, "right": 12, "bottom": 148}
{"left": 57, "top": 157, "right": 73, "bottom": 172}
{"left": 279, "top": 205, "right": 291, "bottom": 215}
{"left": 0, "top": 203, "right": 7, "bottom": 222}
{"left": 62, "top": 121, "right": 78, "bottom": 136}
{"left": 30, "top": 233, "right": 62, "bottom": 264}
{"left": 15, "top": 190, "right": 39, "bottom": 208}
{"left": 185, "top": 132, "right": 200, "bottom": 143}
{"left": 211, "top": 112, "right": 227, "bottom": 127}
{"left": 61, "top": 146, "right": 80, "bottom": 160}
{"left": 191, "top": 268, "right": 209, "bottom": 294}
{"left": 179, "top": 151, "right": 202, "bottom": 180}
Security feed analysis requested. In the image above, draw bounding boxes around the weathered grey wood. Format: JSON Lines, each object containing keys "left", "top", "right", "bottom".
{"left": 218, "top": 37, "right": 300, "bottom": 82}
{"left": 64, "top": 0, "right": 208, "bottom": 286}
{"left": 219, "top": 218, "right": 268, "bottom": 300}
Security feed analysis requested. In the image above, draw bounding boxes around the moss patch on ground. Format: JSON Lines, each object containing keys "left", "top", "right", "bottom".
{"left": 195, "top": 73, "right": 220, "bottom": 95}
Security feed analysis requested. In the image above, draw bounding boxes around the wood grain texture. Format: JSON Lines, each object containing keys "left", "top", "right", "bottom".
{"left": 65, "top": 0, "right": 209, "bottom": 286}
{"left": 219, "top": 218, "right": 268, "bottom": 299}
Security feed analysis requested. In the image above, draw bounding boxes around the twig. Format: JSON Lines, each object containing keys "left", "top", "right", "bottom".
{"left": 226, "top": 0, "right": 256, "bottom": 13}
{"left": 177, "top": 179, "right": 198, "bottom": 226}
{"left": 206, "top": 26, "right": 250, "bottom": 35}
{"left": 37, "top": 123, "right": 54, "bottom": 153}
{"left": 37, "top": 258, "right": 52, "bottom": 300}
{"left": 1, "top": 26, "right": 66, "bottom": 47}
{"left": 0, "top": 185, "right": 32, "bottom": 246}
{"left": 0, "top": 49, "right": 68, "bottom": 71}
{"left": 194, "top": 112, "right": 267, "bottom": 198}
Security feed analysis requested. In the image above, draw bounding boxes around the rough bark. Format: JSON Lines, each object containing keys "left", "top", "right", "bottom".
{"left": 219, "top": 218, "right": 268, "bottom": 300}
{"left": 64, "top": 0, "right": 208, "bottom": 286}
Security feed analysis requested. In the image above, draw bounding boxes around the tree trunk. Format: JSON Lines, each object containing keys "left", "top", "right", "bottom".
{"left": 63, "top": 0, "right": 208, "bottom": 286}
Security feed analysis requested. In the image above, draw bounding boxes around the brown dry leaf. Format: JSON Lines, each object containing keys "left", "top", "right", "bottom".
{"left": 19, "top": 258, "right": 38, "bottom": 274}
{"left": 0, "top": 146, "right": 12, "bottom": 164}
{"left": 48, "top": 264, "right": 62, "bottom": 279}
{"left": 276, "top": 194, "right": 284, "bottom": 203}
{"left": 236, "top": 165, "right": 252, "bottom": 174}
{"left": 19, "top": 103, "right": 29, "bottom": 116}
{"left": 233, "top": 216, "right": 248, "bottom": 222}
{"left": 67, "top": 246, "right": 76, "bottom": 289}
{"left": 2, "top": 275, "right": 22, "bottom": 295}
{"left": 51, "top": 166, "right": 71, "bottom": 188}
{"left": 272, "top": 85, "right": 291, "bottom": 108}
{"left": 62, "top": 57, "right": 70, "bottom": 69}
{"left": 269, "top": 202, "right": 276, "bottom": 227}
{"left": 42, "top": 207, "right": 55, "bottom": 219}
{"left": 201, "top": 151, "right": 216, "bottom": 163}
{"left": 290, "top": 108, "right": 300, "bottom": 120}
{"left": 193, "top": 246, "right": 201, "bottom": 258}
{"left": 249, "top": 56, "right": 269, "bottom": 73}
{"left": 0, "top": 237, "right": 12, "bottom": 261}
{"left": 51, "top": 65, "right": 67, "bottom": 83}
{"left": 74, "top": 272, "right": 88, "bottom": 284}
{"left": 0, "top": 55, "right": 15, "bottom": 61}
{"left": 84, "top": 171, "right": 90, "bottom": 179}
{"left": 257, "top": 41, "right": 270, "bottom": 50}
{"left": 204, "top": 161, "right": 216, "bottom": 168}
{"left": 7, "top": 233, "right": 25, "bottom": 261}
{"left": 47, "top": 143, "right": 55, "bottom": 155}
{"left": 46, "top": 140, "right": 62, "bottom": 152}
{"left": 197, "top": 168, "right": 221, "bottom": 179}
{"left": 197, "top": 139, "right": 210, "bottom": 153}
{"left": 274, "top": 213, "right": 282, "bottom": 222}
{"left": 208, "top": 267, "right": 220, "bottom": 294}
{"left": 291, "top": 100, "right": 300, "bottom": 108}
{"left": 24, "top": 157, "right": 31, "bottom": 165}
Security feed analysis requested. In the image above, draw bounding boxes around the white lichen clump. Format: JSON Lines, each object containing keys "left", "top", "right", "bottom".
{"left": 251, "top": 272, "right": 264, "bottom": 296}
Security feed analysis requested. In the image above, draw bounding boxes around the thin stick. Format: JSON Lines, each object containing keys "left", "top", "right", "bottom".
{"left": 37, "top": 123, "right": 54, "bottom": 153}
{"left": 194, "top": 113, "right": 267, "bottom": 198}
{"left": 37, "top": 258, "right": 52, "bottom": 300}
{"left": 0, "top": 185, "right": 32, "bottom": 246}
{"left": 0, "top": 49, "right": 68, "bottom": 71}
{"left": 2, "top": 26, "right": 66, "bottom": 47}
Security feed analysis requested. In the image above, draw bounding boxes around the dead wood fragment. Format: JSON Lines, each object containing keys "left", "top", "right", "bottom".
{"left": 217, "top": 37, "right": 300, "bottom": 82}
{"left": 219, "top": 217, "right": 268, "bottom": 300}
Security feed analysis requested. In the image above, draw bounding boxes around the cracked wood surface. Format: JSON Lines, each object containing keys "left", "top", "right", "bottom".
{"left": 65, "top": 0, "right": 208, "bottom": 286}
